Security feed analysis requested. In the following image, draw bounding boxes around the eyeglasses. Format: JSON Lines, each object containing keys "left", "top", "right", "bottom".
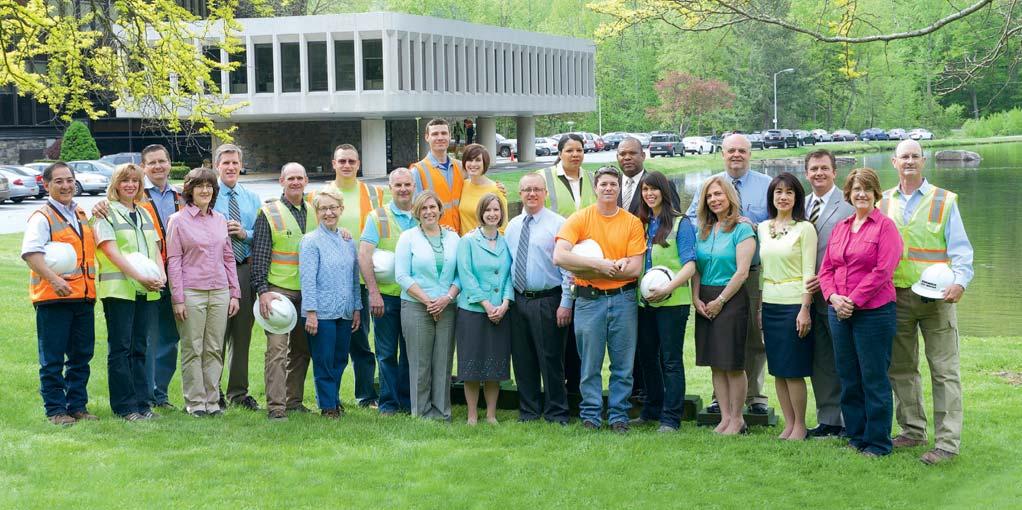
{"left": 335, "top": 159, "right": 359, "bottom": 165}
{"left": 193, "top": 184, "right": 215, "bottom": 191}
{"left": 520, "top": 187, "right": 545, "bottom": 194}
{"left": 317, "top": 205, "right": 341, "bottom": 213}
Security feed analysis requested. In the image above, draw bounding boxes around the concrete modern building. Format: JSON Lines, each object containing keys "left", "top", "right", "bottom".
{"left": 117, "top": 12, "right": 597, "bottom": 177}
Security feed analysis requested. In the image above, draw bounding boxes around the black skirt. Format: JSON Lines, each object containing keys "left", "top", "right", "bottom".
{"left": 455, "top": 308, "right": 511, "bottom": 381}
{"left": 695, "top": 285, "right": 749, "bottom": 371}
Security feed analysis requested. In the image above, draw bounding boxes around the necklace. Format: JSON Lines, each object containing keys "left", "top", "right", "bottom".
{"left": 769, "top": 219, "right": 794, "bottom": 239}
{"left": 478, "top": 227, "right": 498, "bottom": 241}
{"left": 425, "top": 231, "right": 444, "bottom": 254}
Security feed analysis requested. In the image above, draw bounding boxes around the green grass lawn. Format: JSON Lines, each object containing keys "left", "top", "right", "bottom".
{"left": 1, "top": 232, "right": 1020, "bottom": 508}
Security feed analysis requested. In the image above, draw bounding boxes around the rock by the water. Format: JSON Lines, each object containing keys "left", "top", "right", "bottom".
{"left": 935, "top": 150, "right": 981, "bottom": 161}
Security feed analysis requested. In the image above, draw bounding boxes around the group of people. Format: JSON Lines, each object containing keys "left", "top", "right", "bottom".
{"left": 23, "top": 120, "right": 972, "bottom": 465}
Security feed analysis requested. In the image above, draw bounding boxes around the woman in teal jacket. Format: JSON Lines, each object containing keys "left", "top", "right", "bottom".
{"left": 455, "top": 193, "right": 513, "bottom": 425}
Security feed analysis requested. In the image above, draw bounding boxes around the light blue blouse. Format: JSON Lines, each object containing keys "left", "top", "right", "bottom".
{"left": 395, "top": 226, "right": 461, "bottom": 302}
{"left": 299, "top": 225, "right": 362, "bottom": 320}
{"left": 456, "top": 229, "right": 514, "bottom": 313}
{"left": 695, "top": 222, "right": 756, "bottom": 286}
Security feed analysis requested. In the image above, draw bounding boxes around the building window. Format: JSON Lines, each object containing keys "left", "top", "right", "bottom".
{"left": 307, "top": 41, "right": 328, "bottom": 92}
{"left": 334, "top": 40, "right": 355, "bottom": 91}
{"left": 254, "top": 43, "right": 273, "bottom": 93}
{"left": 408, "top": 39, "right": 416, "bottom": 91}
{"left": 229, "top": 48, "right": 247, "bottom": 94}
{"left": 280, "top": 42, "right": 300, "bottom": 92}
{"left": 363, "top": 39, "right": 383, "bottom": 91}
{"left": 0, "top": 86, "right": 15, "bottom": 126}
{"left": 203, "top": 46, "right": 221, "bottom": 93}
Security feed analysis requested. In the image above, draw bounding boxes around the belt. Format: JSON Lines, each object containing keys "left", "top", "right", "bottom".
{"left": 515, "top": 287, "right": 560, "bottom": 299}
{"left": 575, "top": 281, "right": 637, "bottom": 299}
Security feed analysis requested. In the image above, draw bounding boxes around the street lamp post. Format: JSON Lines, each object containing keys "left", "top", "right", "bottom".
{"left": 773, "top": 68, "right": 795, "bottom": 130}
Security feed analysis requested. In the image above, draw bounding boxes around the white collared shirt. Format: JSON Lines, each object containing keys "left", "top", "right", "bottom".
{"left": 555, "top": 163, "right": 583, "bottom": 210}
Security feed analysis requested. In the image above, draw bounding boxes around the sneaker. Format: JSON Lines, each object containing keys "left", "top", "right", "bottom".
{"left": 188, "top": 410, "right": 208, "bottom": 418}
{"left": 232, "top": 395, "right": 260, "bottom": 411}
{"left": 892, "top": 434, "right": 927, "bottom": 448}
{"left": 611, "top": 422, "right": 629, "bottom": 434}
{"left": 267, "top": 409, "right": 288, "bottom": 421}
{"left": 48, "top": 414, "right": 75, "bottom": 426}
{"left": 807, "top": 424, "right": 844, "bottom": 439}
{"left": 628, "top": 416, "right": 655, "bottom": 426}
{"left": 358, "top": 399, "right": 379, "bottom": 409}
{"left": 322, "top": 409, "right": 342, "bottom": 419}
{"left": 705, "top": 401, "right": 720, "bottom": 414}
{"left": 657, "top": 425, "right": 678, "bottom": 433}
{"left": 121, "top": 412, "right": 145, "bottom": 422}
{"left": 920, "top": 448, "right": 957, "bottom": 465}
{"left": 70, "top": 410, "right": 98, "bottom": 421}
{"left": 286, "top": 404, "right": 312, "bottom": 414}
{"left": 582, "top": 420, "right": 600, "bottom": 431}
{"left": 139, "top": 409, "right": 160, "bottom": 420}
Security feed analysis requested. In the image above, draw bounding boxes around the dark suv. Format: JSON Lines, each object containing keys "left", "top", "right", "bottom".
{"left": 763, "top": 129, "right": 799, "bottom": 149}
{"left": 649, "top": 134, "right": 683, "bottom": 157}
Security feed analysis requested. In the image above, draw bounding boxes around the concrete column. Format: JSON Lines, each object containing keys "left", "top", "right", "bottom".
{"left": 361, "top": 119, "right": 387, "bottom": 178}
{"left": 516, "top": 116, "right": 536, "bottom": 162}
{"left": 477, "top": 117, "right": 497, "bottom": 159}
{"left": 416, "top": 118, "right": 428, "bottom": 159}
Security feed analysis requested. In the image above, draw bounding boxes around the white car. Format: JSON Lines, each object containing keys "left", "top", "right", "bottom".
{"left": 682, "top": 136, "right": 715, "bottom": 154}
{"left": 887, "top": 128, "right": 907, "bottom": 140}
{"left": 535, "top": 137, "right": 559, "bottom": 156}
{"left": 810, "top": 129, "right": 833, "bottom": 142}
{"left": 908, "top": 128, "right": 934, "bottom": 140}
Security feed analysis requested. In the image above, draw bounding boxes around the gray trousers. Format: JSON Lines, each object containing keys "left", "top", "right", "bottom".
{"left": 221, "top": 262, "right": 255, "bottom": 402}
{"left": 811, "top": 305, "right": 844, "bottom": 426}
{"left": 401, "top": 299, "right": 455, "bottom": 420}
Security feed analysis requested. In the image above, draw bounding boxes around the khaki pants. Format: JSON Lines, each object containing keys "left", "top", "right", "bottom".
{"left": 262, "top": 286, "right": 311, "bottom": 413}
{"left": 177, "top": 288, "right": 229, "bottom": 413}
{"left": 889, "top": 288, "right": 963, "bottom": 453}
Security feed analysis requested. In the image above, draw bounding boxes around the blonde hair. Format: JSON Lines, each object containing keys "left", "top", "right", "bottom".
{"left": 696, "top": 176, "right": 742, "bottom": 240}
{"left": 107, "top": 163, "right": 146, "bottom": 202}
{"left": 312, "top": 188, "right": 344, "bottom": 210}
{"left": 412, "top": 190, "right": 443, "bottom": 219}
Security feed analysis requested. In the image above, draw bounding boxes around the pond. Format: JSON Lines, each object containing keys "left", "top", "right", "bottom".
{"left": 669, "top": 142, "right": 1022, "bottom": 337}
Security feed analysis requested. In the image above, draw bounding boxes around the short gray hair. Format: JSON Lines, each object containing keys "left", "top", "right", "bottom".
{"left": 281, "top": 162, "right": 307, "bottom": 176}
{"left": 389, "top": 167, "right": 413, "bottom": 184}
{"left": 214, "top": 143, "right": 243, "bottom": 166}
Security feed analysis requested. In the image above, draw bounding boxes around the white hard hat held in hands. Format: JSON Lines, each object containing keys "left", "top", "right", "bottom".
{"left": 912, "top": 263, "right": 956, "bottom": 300}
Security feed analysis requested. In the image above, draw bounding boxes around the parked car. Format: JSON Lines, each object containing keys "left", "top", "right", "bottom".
{"left": 682, "top": 136, "right": 715, "bottom": 155}
{"left": 67, "top": 160, "right": 113, "bottom": 195}
{"left": 859, "top": 128, "right": 890, "bottom": 141}
{"left": 496, "top": 134, "right": 515, "bottom": 158}
{"left": 0, "top": 174, "right": 11, "bottom": 203}
{"left": 887, "top": 128, "right": 907, "bottom": 140}
{"left": 763, "top": 129, "right": 799, "bottom": 149}
{"left": 577, "top": 132, "right": 598, "bottom": 153}
{"left": 535, "top": 137, "right": 558, "bottom": 156}
{"left": 746, "top": 133, "right": 766, "bottom": 150}
{"left": 24, "top": 162, "right": 50, "bottom": 173}
{"left": 794, "top": 130, "right": 817, "bottom": 146}
{"left": 648, "top": 133, "right": 683, "bottom": 157}
{"left": 831, "top": 129, "right": 857, "bottom": 142}
{"left": 2, "top": 165, "right": 45, "bottom": 199}
{"left": 590, "top": 133, "right": 606, "bottom": 152}
{"left": 706, "top": 134, "right": 723, "bottom": 152}
{"left": 601, "top": 132, "right": 628, "bottom": 150}
{"left": 908, "top": 128, "right": 934, "bottom": 140}
{"left": 810, "top": 129, "right": 833, "bottom": 142}
{"left": 632, "top": 132, "right": 652, "bottom": 148}
{"left": 100, "top": 152, "right": 143, "bottom": 166}
{"left": 0, "top": 167, "right": 41, "bottom": 203}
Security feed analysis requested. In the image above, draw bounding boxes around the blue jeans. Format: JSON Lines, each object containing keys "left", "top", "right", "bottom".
{"left": 145, "top": 290, "right": 180, "bottom": 405}
{"left": 103, "top": 297, "right": 156, "bottom": 416}
{"left": 374, "top": 294, "right": 410, "bottom": 412}
{"left": 306, "top": 316, "right": 353, "bottom": 412}
{"left": 36, "top": 301, "right": 95, "bottom": 417}
{"left": 574, "top": 291, "right": 638, "bottom": 426}
{"left": 637, "top": 304, "right": 690, "bottom": 429}
{"left": 349, "top": 286, "right": 379, "bottom": 404}
{"left": 829, "top": 302, "right": 896, "bottom": 456}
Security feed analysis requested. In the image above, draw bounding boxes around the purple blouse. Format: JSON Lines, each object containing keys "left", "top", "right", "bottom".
{"left": 166, "top": 204, "right": 240, "bottom": 304}
{"left": 819, "top": 207, "right": 903, "bottom": 310}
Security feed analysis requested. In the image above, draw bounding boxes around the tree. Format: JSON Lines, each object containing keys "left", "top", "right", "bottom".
{"left": 646, "top": 72, "right": 735, "bottom": 134}
{"left": 0, "top": 0, "right": 245, "bottom": 140}
{"left": 60, "top": 121, "right": 101, "bottom": 161}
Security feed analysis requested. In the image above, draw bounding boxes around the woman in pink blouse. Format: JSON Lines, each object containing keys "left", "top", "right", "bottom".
{"left": 818, "top": 167, "right": 903, "bottom": 457}
{"left": 166, "top": 168, "right": 240, "bottom": 417}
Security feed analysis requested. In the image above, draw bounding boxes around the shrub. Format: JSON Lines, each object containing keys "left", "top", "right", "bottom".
{"left": 170, "top": 166, "right": 191, "bottom": 179}
{"left": 59, "top": 121, "right": 101, "bottom": 161}
{"left": 962, "top": 107, "right": 1022, "bottom": 137}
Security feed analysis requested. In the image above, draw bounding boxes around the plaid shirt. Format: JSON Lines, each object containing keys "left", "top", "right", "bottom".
{"left": 251, "top": 194, "right": 310, "bottom": 295}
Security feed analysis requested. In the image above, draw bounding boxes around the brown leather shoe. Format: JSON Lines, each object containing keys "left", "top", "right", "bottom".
{"left": 267, "top": 409, "right": 288, "bottom": 421}
{"left": 322, "top": 409, "right": 341, "bottom": 419}
{"left": 892, "top": 434, "right": 927, "bottom": 448}
{"left": 48, "top": 414, "right": 75, "bottom": 426}
{"left": 920, "top": 448, "right": 957, "bottom": 465}
{"left": 70, "top": 410, "right": 98, "bottom": 421}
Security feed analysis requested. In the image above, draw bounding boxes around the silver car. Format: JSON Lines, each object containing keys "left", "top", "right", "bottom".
{"left": 0, "top": 167, "right": 41, "bottom": 203}
{"left": 68, "top": 160, "right": 114, "bottom": 195}
{"left": 0, "top": 174, "right": 11, "bottom": 203}
{"left": 3, "top": 165, "right": 46, "bottom": 199}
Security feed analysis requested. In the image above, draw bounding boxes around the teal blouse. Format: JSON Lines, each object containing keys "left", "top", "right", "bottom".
{"left": 695, "top": 222, "right": 756, "bottom": 286}
{"left": 456, "top": 229, "right": 514, "bottom": 313}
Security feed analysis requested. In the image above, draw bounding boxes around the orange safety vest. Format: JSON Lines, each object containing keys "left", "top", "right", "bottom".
{"left": 138, "top": 186, "right": 183, "bottom": 266}
{"left": 412, "top": 157, "right": 464, "bottom": 232}
{"left": 29, "top": 204, "right": 97, "bottom": 304}
{"left": 315, "top": 181, "right": 385, "bottom": 232}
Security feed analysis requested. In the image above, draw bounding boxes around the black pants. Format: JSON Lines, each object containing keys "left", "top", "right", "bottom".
{"left": 511, "top": 291, "right": 569, "bottom": 422}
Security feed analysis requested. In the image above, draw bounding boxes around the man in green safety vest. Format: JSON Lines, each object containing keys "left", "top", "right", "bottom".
{"left": 880, "top": 140, "right": 974, "bottom": 465}
{"left": 252, "top": 162, "right": 318, "bottom": 421}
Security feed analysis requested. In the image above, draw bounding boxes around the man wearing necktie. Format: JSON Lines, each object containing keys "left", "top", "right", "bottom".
{"left": 211, "top": 144, "right": 262, "bottom": 411}
{"left": 801, "top": 150, "right": 855, "bottom": 438}
{"left": 686, "top": 134, "right": 773, "bottom": 415}
{"left": 505, "top": 173, "right": 573, "bottom": 424}
{"left": 617, "top": 137, "right": 648, "bottom": 215}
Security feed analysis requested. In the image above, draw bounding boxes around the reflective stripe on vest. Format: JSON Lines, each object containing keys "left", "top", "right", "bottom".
{"left": 29, "top": 205, "right": 97, "bottom": 304}
{"left": 262, "top": 198, "right": 317, "bottom": 290}
{"left": 95, "top": 204, "right": 161, "bottom": 301}
{"left": 642, "top": 216, "right": 692, "bottom": 308}
{"left": 538, "top": 166, "right": 597, "bottom": 218}
{"left": 375, "top": 207, "right": 391, "bottom": 239}
{"left": 542, "top": 167, "right": 560, "bottom": 214}
{"left": 881, "top": 186, "right": 954, "bottom": 288}
{"left": 414, "top": 157, "right": 464, "bottom": 230}
{"left": 368, "top": 205, "right": 406, "bottom": 297}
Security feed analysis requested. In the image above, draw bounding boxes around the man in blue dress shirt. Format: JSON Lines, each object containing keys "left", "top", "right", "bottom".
{"left": 686, "top": 134, "right": 773, "bottom": 415}
{"left": 211, "top": 144, "right": 262, "bottom": 411}
{"left": 505, "top": 173, "right": 574, "bottom": 424}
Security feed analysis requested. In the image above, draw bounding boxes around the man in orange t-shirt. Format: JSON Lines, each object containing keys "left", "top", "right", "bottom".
{"left": 554, "top": 166, "right": 645, "bottom": 432}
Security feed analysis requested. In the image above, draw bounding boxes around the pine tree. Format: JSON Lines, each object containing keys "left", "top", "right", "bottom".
{"left": 59, "top": 121, "right": 101, "bottom": 161}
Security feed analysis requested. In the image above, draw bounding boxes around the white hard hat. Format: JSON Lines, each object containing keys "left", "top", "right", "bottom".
{"left": 641, "top": 266, "right": 675, "bottom": 300}
{"left": 571, "top": 239, "right": 605, "bottom": 259}
{"left": 123, "top": 252, "right": 162, "bottom": 293}
{"left": 373, "top": 250, "right": 396, "bottom": 285}
{"left": 253, "top": 292, "right": 298, "bottom": 335}
{"left": 912, "top": 263, "right": 956, "bottom": 300}
{"left": 43, "top": 242, "right": 77, "bottom": 275}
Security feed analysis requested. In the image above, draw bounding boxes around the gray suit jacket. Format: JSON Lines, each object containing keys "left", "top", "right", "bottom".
{"left": 810, "top": 192, "right": 855, "bottom": 312}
